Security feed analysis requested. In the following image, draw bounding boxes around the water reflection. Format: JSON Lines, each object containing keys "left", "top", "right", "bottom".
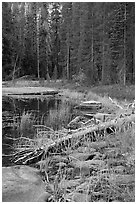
{"left": 2, "top": 96, "right": 73, "bottom": 166}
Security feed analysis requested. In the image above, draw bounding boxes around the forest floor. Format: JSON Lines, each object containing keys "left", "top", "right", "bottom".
{"left": 2, "top": 79, "right": 135, "bottom": 202}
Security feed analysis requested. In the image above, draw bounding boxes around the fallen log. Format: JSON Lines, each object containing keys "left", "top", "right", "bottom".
{"left": 44, "top": 114, "right": 135, "bottom": 152}
{"left": 2, "top": 87, "right": 59, "bottom": 96}
{"left": 76, "top": 100, "right": 102, "bottom": 110}
{"left": 13, "top": 114, "right": 135, "bottom": 165}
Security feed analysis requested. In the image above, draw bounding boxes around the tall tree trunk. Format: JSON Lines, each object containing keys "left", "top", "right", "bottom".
{"left": 91, "top": 9, "right": 94, "bottom": 83}
{"left": 123, "top": 3, "right": 127, "bottom": 85}
{"left": 12, "top": 55, "right": 18, "bottom": 82}
{"left": 36, "top": 3, "right": 40, "bottom": 80}
{"left": 46, "top": 63, "right": 50, "bottom": 82}
{"left": 101, "top": 7, "right": 105, "bottom": 85}
{"left": 66, "top": 33, "right": 70, "bottom": 80}
{"left": 66, "top": 44, "right": 70, "bottom": 80}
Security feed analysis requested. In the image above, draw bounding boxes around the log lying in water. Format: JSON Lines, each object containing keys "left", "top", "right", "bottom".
{"left": 7, "top": 90, "right": 59, "bottom": 96}
{"left": 2, "top": 87, "right": 59, "bottom": 96}
{"left": 13, "top": 114, "right": 135, "bottom": 165}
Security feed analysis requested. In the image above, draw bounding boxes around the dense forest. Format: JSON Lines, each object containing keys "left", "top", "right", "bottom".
{"left": 2, "top": 2, "right": 135, "bottom": 85}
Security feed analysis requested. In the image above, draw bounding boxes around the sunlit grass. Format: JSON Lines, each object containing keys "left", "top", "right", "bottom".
{"left": 44, "top": 100, "right": 73, "bottom": 131}
{"left": 61, "top": 89, "right": 125, "bottom": 114}
{"left": 19, "top": 111, "right": 35, "bottom": 137}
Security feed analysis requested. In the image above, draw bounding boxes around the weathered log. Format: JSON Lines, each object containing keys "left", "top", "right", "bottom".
{"left": 2, "top": 87, "right": 59, "bottom": 96}
{"left": 93, "top": 113, "right": 114, "bottom": 122}
{"left": 7, "top": 91, "right": 59, "bottom": 96}
{"left": 76, "top": 100, "right": 102, "bottom": 110}
{"left": 43, "top": 114, "right": 135, "bottom": 154}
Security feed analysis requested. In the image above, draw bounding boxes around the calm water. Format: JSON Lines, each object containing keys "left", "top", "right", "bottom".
{"left": 2, "top": 95, "right": 74, "bottom": 166}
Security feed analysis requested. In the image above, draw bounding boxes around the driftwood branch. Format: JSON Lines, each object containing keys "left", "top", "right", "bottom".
{"left": 109, "top": 97, "right": 123, "bottom": 109}
{"left": 33, "top": 125, "right": 54, "bottom": 132}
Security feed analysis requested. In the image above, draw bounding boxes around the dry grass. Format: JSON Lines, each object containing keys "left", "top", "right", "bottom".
{"left": 44, "top": 101, "right": 72, "bottom": 131}
{"left": 4, "top": 79, "right": 134, "bottom": 202}
{"left": 61, "top": 89, "right": 126, "bottom": 114}
{"left": 41, "top": 126, "right": 135, "bottom": 202}
{"left": 19, "top": 111, "right": 35, "bottom": 137}
{"left": 13, "top": 110, "right": 135, "bottom": 202}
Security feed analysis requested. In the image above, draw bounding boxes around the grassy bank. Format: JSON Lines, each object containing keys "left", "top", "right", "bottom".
{"left": 46, "top": 80, "right": 135, "bottom": 101}
{"left": 3, "top": 79, "right": 135, "bottom": 101}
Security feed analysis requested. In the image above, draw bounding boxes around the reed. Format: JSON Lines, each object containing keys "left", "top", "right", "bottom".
{"left": 44, "top": 101, "right": 72, "bottom": 131}
{"left": 19, "top": 111, "right": 35, "bottom": 137}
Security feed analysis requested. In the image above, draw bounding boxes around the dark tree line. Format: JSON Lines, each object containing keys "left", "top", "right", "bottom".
{"left": 2, "top": 2, "right": 135, "bottom": 85}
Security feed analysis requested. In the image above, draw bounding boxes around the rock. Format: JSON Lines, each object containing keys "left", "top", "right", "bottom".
{"left": 72, "top": 167, "right": 81, "bottom": 178}
{"left": 51, "top": 155, "right": 69, "bottom": 164}
{"left": 71, "top": 159, "right": 106, "bottom": 170}
{"left": 73, "top": 192, "right": 91, "bottom": 202}
{"left": 76, "top": 181, "right": 89, "bottom": 192}
{"left": 36, "top": 192, "right": 51, "bottom": 202}
{"left": 74, "top": 151, "right": 103, "bottom": 161}
{"left": 77, "top": 146, "right": 96, "bottom": 153}
{"left": 86, "top": 159, "right": 105, "bottom": 167}
{"left": 126, "top": 153, "right": 135, "bottom": 166}
{"left": 88, "top": 141, "right": 108, "bottom": 150}
{"left": 60, "top": 179, "right": 80, "bottom": 189}
{"left": 113, "top": 165, "right": 125, "bottom": 174}
{"left": 107, "top": 158, "right": 127, "bottom": 167}
{"left": 89, "top": 148, "right": 97, "bottom": 153}
{"left": 92, "top": 152, "right": 103, "bottom": 160}
{"left": 2, "top": 165, "right": 46, "bottom": 202}
{"left": 69, "top": 152, "right": 92, "bottom": 161}
{"left": 104, "top": 148, "right": 120, "bottom": 159}
{"left": 98, "top": 199, "right": 107, "bottom": 202}
{"left": 109, "top": 174, "right": 135, "bottom": 185}
{"left": 80, "top": 166, "right": 90, "bottom": 178}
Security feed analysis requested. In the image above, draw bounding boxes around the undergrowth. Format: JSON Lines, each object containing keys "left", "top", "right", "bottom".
{"left": 38, "top": 127, "right": 135, "bottom": 202}
{"left": 6, "top": 79, "right": 134, "bottom": 202}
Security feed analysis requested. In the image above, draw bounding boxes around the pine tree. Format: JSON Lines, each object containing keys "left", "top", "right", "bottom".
{"left": 50, "top": 2, "right": 61, "bottom": 79}
{"left": 60, "top": 2, "right": 72, "bottom": 80}
{"left": 71, "top": 3, "right": 81, "bottom": 76}
{"left": 2, "top": 2, "right": 13, "bottom": 79}
{"left": 2, "top": 2, "right": 135, "bottom": 85}
{"left": 39, "top": 2, "right": 51, "bottom": 80}
{"left": 77, "top": 3, "right": 96, "bottom": 84}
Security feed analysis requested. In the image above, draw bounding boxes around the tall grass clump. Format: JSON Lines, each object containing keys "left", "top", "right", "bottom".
{"left": 44, "top": 101, "right": 72, "bottom": 130}
{"left": 62, "top": 89, "right": 84, "bottom": 104}
{"left": 86, "top": 91, "right": 124, "bottom": 113}
{"left": 117, "top": 127, "right": 135, "bottom": 154}
{"left": 19, "top": 111, "right": 35, "bottom": 137}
